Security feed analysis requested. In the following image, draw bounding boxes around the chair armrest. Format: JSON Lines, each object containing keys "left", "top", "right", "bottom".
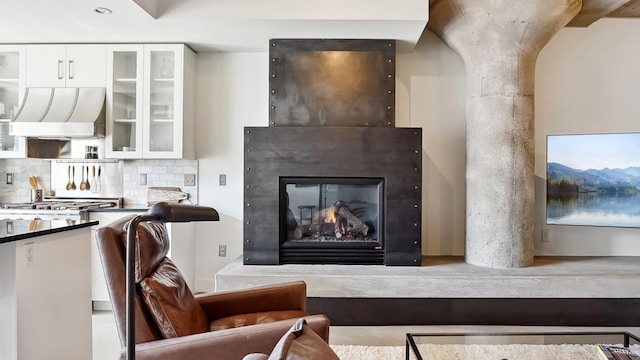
{"left": 133, "top": 314, "right": 330, "bottom": 360}
{"left": 197, "top": 281, "right": 307, "bottom": 320}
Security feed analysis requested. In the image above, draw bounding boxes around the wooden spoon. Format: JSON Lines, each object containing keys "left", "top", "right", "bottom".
{"left": 71, "top": 166, "right": 77, "bottom": 190}
{"left": 80, "top": 166, "right": 87, "bottom": 191}
{"left": 66, "top": 165, "right": 72, "bottom": 190}
{"left": 29, "top": 176, "right": 38, "bottom": 190}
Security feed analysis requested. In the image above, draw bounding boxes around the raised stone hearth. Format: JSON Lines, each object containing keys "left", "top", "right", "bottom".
{"left": 216, "top": 256, "right": 640, "bottom": 326}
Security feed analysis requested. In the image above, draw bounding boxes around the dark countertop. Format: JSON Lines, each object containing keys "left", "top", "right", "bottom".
{"left": 0, "top": 219, "right": 98, "bottom": 244}
{"left": 88, "top": 204, "right": 149, "bottom": 213}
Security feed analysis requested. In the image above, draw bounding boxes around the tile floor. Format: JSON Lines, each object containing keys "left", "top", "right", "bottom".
{"left": 91, "top": 310, "right": 640, "bottom": 359}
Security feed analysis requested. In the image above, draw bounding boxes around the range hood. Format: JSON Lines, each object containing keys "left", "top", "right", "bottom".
{"left": 10, "top": 87, "right": 106, "bottom": 139}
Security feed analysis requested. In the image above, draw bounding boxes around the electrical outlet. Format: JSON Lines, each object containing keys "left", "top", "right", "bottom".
{"left": 25, "top": 242, "right": 34, "bottom": 267}
{"left": 541, "top": 228, "right": 549, "bottom": 242}
{"left": 219, "top": 174, "right": 226, "bottom": 186}
{"left": 6, "top": 173, "right": 13, "bottom": 185}
{"left": 219, "top": 244, "right": 227, "bottom": 257}
{"left": 184, "top": 174, "right": 196, "bottom": 186}
{"left": 139, "top": 173, "right": 147, "bottom": 186}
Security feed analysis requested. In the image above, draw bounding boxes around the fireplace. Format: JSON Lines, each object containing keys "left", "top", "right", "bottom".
{"left": 244, "top": 126, "right": 421, "bottom": 265}
{"left": 243, "top": 39, "right": 422, "bottom": 266}
{"left": 280, "top": 177, "right": 384, "bottom": 264}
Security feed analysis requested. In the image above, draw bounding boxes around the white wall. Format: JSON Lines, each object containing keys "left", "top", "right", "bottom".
{"left": 535, "top": 18, "right": 640, "bottom": 255}
{"left": 193, "top": 52, "right": 269, "bottom": 291}
{"left": 193, "top": 20, "right": 640, "bottom": 292}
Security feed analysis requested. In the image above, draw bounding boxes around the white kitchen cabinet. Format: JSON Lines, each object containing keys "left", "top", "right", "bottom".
{"left": 0, "top": 45, "right": 26, "bottom": 158}
{"left": 0, "top": 228, "right": 92, "bottom": 360}
{"left": 25, "top": 44, "right": 106, "bottom": 87}
{"left": 105, "top": 44, "right": 195, "bottom": 159}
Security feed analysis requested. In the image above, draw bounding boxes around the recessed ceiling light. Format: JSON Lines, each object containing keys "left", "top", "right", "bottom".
{"left": 92, "top": 7, "right": 112, "bottom": 15}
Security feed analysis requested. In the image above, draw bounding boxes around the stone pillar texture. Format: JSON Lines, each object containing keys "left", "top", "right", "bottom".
{"left": 428, "top": 0, "right": 581, "bottom": 268}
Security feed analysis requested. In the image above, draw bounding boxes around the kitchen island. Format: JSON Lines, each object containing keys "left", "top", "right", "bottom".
{"left": 0, "top": 219, "right": 97, "bottom": 360}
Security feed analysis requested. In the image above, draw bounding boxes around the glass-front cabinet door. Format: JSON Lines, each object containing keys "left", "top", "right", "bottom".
{"left": 106, "top": 45, "right": 144, "bottom": 158}
{"left": 0, "top": 45, "right": 26, "bottom": 158}
{"left": 106, "top": 44, "right": 190, "bottom": 159}
{"left": 143, "top": 45, "right": 183, "bottom": 158}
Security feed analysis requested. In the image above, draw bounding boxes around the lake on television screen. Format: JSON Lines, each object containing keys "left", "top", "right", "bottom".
{"left": 546, "top": 133, "right": 640, "bottom": 228}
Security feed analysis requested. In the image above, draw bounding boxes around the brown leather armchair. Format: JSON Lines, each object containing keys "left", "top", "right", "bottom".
{"left": 96, "top": 215, "right": 330, "bottom": 360}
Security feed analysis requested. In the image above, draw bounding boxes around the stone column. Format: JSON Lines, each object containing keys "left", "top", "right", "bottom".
{"left": 428, "top": 0, "right": 581, "bottom": 268}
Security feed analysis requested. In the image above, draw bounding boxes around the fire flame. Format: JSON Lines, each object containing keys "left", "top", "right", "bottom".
{"left": 324, "top": 206, "right": 337, "bottom": 223}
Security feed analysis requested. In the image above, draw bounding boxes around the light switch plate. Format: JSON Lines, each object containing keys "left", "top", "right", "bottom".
{"left": 219, "top": 174, "right": 226, "bottom": 186}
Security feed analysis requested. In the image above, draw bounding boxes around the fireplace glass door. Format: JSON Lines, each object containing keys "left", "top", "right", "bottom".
{"left": 280, "top": 177, "right": 384, "bottom": 264}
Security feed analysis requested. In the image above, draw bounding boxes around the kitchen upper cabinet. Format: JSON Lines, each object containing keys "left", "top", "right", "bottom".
{"left": 26, "top": 44, "right": 106, "bottom": 87}
{"left": 106, "top": 44, "right": 195, "bottom": 159}
{"left": 0, "top": 45, "right": 27, "bottom": 158}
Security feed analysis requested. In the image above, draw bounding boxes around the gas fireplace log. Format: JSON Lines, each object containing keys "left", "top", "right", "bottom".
{"left": 336, "top": 206, "right": 369, "bottom": 236}
{"left": 293, "top": 225, "right": 310, "bottom": 240}
{"left": 293, "top": 223, "right": 335, "bottom": 239}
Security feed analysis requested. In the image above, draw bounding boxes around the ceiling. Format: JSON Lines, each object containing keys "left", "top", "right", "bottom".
{"left": 2, "top": 0, "right": 639, "bottom": 54}
{"left": 1, "top": 0, "right": 430, "bottom": 53}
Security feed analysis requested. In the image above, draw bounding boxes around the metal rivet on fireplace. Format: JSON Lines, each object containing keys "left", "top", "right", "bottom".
{"left": 414, "top": 150, "right": 419, "bottom": 154}
{"left": 247, "top": 149, "right": 251, "bottom": 152}
{"left": 414, "top": 131, "right": 418, "bottom": 135}
{"left": 246, "top": 257, "right": 250, "bottom": 261}
{"left": 272, "top": 58, "right": 277, "bottom": 62}
{"left": 247, "top": 130, "right": 251, "bottom": 134}
{"left": 414, "top": 223, "right": 418, "bottom": 227}
{"left": 414, "top": 186, "right": 419, "bottom": 190}
{"left": 388, "top": 43, "right": 393, "bottom": 47}
{"left": 271, "top": 105, "right": 276, "bottom": 110}
{"left": 414, "top": 259, "right": 418, "bottom": 263}
{"left": 388, "top": 59, "right": 393, "bottom": 63}
{"left": 387, "top": 90, "right": 392, "bottom": 94}
{"left": 414, "top": 241, "right": 418, "bottom": 245}
{"left": 271, "top": 121, "right": 276, "bottom": 125}
{"left": 247, "top": 167, "right": 251, "bottom": 171}
{"left": 246, "top": 185, "right": 251, "bottom": 188}
{"left": 246, "top": 239, "right": 250, "bottom": 243}
{"left": 271, "top": 74, "right": 276, "bottom": 78}
{"left": 387, "top": 122, "right": 391, "bottom": 126}
{"left": 387, "top": 106, "right": 392, "bottom": 110}
{"left": 387, "top": 74, "right": 392, "bottom": 78}
{"left": 246, "top": 221, "right": 250, "bottom": 225}
{"left": 414, "top": 204, "right": 418, "bottom": 208}
{"left": 414, "top": 168, "right": 419, "bottom": 171}
{"left": 271, "top": 89, "right": 276, "bottom": 94}
{"left": 246, "top": 203, "right": 250, "bottom": 207}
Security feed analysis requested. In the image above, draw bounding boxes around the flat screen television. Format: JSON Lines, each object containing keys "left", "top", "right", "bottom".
{"left": 546, "top": 132, "right": 640, "bottom": 228}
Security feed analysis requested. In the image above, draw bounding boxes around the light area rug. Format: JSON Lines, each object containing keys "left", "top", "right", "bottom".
{"left": 331, "top": 345, "right": 405, "bottom": 360}
{"left": 330, "top": 344, "right": 640, "bottom": 359}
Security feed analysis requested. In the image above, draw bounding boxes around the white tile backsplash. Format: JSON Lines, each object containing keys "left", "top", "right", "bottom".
{"left": 0, "top": 158, "right": 198, "bottom": 206}
{"left": 122, "top": 159, "right": 199, "bottom": 206}
{"left": 0, "top": 158, "right": 51, "bottom": 203}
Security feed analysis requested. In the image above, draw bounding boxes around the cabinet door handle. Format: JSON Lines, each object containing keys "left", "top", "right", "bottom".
{"left": 68, "top": 59, "right": 74, "bottom": 79}
{"left": 57, "top": 60, "right": 64, "bottom": 79}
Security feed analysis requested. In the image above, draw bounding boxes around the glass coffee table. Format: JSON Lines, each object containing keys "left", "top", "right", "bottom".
{"left": 406, "top": 331, "right": 640, "bottom": 360}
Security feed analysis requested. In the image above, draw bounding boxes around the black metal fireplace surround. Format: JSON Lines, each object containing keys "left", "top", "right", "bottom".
{"left": 244, "top": 126, "right": 421, "bottom": 265}
{"left": 243, "top": 39, "right": 421, "bottom": 265}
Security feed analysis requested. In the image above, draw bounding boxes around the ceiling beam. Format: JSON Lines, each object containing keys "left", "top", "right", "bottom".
{"left": 567, "top": 0, "right": 631, "bottom": 27}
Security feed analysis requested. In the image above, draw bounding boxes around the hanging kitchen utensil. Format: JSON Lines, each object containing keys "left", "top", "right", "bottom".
{"left": 85, "top": 166, "right": 91, "bottom": 191}
{"left": 71, "top": 165, "right": 77, "bottom": 190}
{"left": 91, "top": 165, "right": 98, "bottom": 193}
{"left": 96, "top": 165, "right": 102, "bottom": 192}
{"left": 79, "top": 166, "right": 87, "bottom": 191}
{"left": 66, "top": 165, "right": 72, "bottom": 190}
